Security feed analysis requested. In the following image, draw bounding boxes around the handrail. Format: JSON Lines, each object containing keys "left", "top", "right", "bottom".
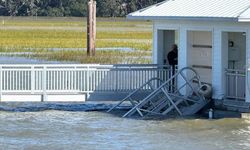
{"left": 107, "top": 77, "right": 164, "bottom": 112}
{"left": 0, "top": 64, "right": 172, "bottom": 101}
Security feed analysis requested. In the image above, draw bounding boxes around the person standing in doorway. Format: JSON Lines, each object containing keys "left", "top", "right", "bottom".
{"left": 167, "top": 44, "right": 178, "bottom": 67}
{"left": 167, "top": 44, "right": 178, "bottom": 92}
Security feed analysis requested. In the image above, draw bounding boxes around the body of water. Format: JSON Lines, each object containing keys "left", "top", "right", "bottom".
{"left": 0, "top": 103, "right": 250, "bottom": 150}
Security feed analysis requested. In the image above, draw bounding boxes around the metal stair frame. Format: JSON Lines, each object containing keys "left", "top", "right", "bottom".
{"left": 122, "top": 67, "right": 207, "bottom": 118}
{"left": 107, "top": 78, "right": 164, "bottom": 113}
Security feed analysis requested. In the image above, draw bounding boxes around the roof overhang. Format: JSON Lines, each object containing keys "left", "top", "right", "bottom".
{"left": 127, "top": 15, "right": 240, "bottom": 22}
{"left": 238, "top": 18, "right": 250, "bottom": 22}
{"left": 126, "top": 0, "right": 250, "bottom": 23}
{"left": 239, "top": 7, "right": 250, "bottom": 22}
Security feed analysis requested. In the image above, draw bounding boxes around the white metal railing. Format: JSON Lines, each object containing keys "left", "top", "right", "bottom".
{"left": 0, "top": 64, "right": 172, "bottom": 100}
{"left": 225, "top": 69, "right": 246, "bottom": 100}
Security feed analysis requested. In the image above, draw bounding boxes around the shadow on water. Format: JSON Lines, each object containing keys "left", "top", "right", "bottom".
{"left": 0, "top": 102, "right": 206, "bottom": 121}
{"left": 0, "top": 102, "right": 117, "bottom": 112}
{"left": 0, "top": 101, "right": 242, "bottom": 122}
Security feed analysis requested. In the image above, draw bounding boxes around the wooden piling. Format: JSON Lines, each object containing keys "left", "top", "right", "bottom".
{"left": 92, "top": 1, "right": 96, "bottom": 56}
{"left": 87, "top": 0, "right": 96, "bottom": 57}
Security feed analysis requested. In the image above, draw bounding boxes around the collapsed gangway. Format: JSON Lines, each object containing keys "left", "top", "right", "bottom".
{"left": 108, "top": 67, "right": 211, "bottom": 118}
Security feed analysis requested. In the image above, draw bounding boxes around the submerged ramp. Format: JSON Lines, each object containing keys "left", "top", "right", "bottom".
{"left": 108, "top": 67, "right": 211, "bottom": 118}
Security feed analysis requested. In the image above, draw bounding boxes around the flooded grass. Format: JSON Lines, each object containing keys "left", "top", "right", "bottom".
{"left": 0, "top": 17, "right": 152, "bottom": 64}
{"left": 29, "top": 50, "right": 151, "bottom": 64}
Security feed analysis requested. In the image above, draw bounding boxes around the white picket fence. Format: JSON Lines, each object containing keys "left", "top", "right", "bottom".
{"left": 0, "top": 64, "right": 172, "bottom": 101}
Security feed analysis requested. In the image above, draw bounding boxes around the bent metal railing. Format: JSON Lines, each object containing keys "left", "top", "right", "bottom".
{"left": 225, "top": 69, "right": 246, "bottom": 100}
{"left": 0, "top": 64, "right": 172, "bottom": 100}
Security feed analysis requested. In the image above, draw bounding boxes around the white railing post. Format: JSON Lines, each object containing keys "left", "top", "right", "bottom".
{"left": 225, "top": 70, "right": 228, "bottom": 98}
{"left": 74, "top": 66, "right": 77, "bottom": 91}
{"left": 42, "top": 66, "right": 47, "bottom": 102}
{"left": 31, "top": 66, "right": 35, "bottom": 94}
{"left": 115, "top": 66, "right": 118, "bottom": 92}
{"left": 86, "top": 65, "right": 90, "bottom": 98}
{"left": 235, "top": 71, "right": 238, "bottom": 99}
{"left": 0, "top": 66, "right": 2, "bottom": 101}
{"left": 129, "top": 65, "right": 132, "bottom": 91}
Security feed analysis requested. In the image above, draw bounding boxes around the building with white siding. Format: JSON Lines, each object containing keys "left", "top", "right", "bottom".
{"left": 127, "top": 0, "right": 250, "bottom": 103}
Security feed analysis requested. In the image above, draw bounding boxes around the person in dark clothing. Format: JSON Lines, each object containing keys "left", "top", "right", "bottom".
{"left": 167, "top": 44, "right": 178, "bottom": 66}
{"left": 167, "top": 44, "right": 178, "bottom": 92}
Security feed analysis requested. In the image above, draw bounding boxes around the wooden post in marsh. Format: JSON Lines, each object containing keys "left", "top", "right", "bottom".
{"left": 87, "top": 0, "right": 96, "bottom": 56}
{"left": 92, "top": 1, "right": 96, "bottom": 56}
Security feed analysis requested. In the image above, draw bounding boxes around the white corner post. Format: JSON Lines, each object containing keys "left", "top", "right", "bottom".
{"left": 246, "top": 29, "right": 250, "bottom": 102}
{"left": 178, "top": 28, "right": 188, "bottom": 95}
{"left": 212, "top": 29, "right": 224, "bottom": 100}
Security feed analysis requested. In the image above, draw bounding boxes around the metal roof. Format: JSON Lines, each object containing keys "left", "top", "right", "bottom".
{"left": 127, "top": 0, "right": 250, "bottom": 22}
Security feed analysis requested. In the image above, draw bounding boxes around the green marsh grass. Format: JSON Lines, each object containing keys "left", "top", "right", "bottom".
{"left": 0, "top": 17, "right": 152, "bottom": 64}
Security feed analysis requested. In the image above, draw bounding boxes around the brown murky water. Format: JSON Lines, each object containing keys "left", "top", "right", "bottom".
{"left": 0, "top": 104, "right": 250, "bottom": 150}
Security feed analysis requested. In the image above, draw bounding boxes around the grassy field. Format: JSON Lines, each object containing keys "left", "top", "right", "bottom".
{"left": 0, "top": 17, "right": 152, "bottom": 64}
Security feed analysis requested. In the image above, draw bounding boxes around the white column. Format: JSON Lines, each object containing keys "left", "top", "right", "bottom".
{"left": 246, "top": 29, "right": 250, "bottom": 102}
{"left": 153, "top": 24, "right": 160, "bottom": 64}
{"left": 178, "top": 28, "right": 188, "bottom": 95}
{"left": 154, "top": 29, "right": 164, "bottom": 64}
{"left": 178, "top": 28, "right": 188, "bottom": 70}
{"left": 221, "top": 32, "right": 229, "bottom": 97}
{"left": 212, "top": 29, "right": 224, "bottom": 99}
